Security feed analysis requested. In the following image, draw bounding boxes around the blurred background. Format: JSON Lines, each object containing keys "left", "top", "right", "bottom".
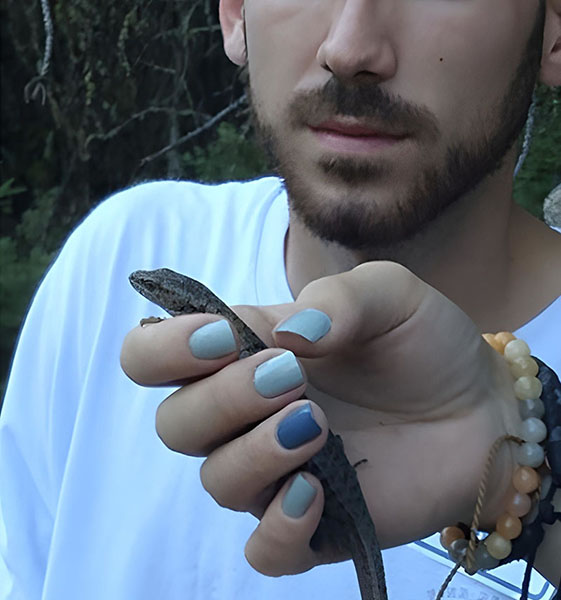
{"left": 1, "top": 0, "right": 560, "bottom": 399}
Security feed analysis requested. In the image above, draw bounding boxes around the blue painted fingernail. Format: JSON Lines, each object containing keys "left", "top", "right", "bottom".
{"left": 274, "top": 309, "right": 331, "bottom": 343}
{"left": 282, "top": 474, "right": 317, "bottom": 518}
{"left": 277, "top": 403, "right": 322, "bottom": 449}
{"left": 254, "top": 351, "right": 305, "bottom": 398}
{"left": 189, "top": 320, "right": 237, "bottom": 359}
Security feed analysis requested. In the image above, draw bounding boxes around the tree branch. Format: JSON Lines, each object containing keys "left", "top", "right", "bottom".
{"left": 139, "top": 94, "right": 247, "bottom": 168}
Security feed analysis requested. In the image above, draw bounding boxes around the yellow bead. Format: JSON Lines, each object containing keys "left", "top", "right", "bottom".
{"left": 496, "top": 513, "right": 522, "bottom": 540}
{"left": 509, "top": 357, "right": 539, "bottom": 379}
{"left": 483, "top": 333, "right": 504, "bottom": 354}
{"left": 440, "top": 526, "right": 465, "bottom": 549}
{"left": 514, "top": 376, "right": 543, "bottom": 400}
{"left": 504, "top": 339, "right": 531, "bottom": 362}
{"left": 505, "top": 490, "right": 532, "bottom": 517}
{"left": 512, "top": 466, "right": 540, "bottom": 494}
{"left": 493, "top": 332, "right": 516, "bottom": 354}
{"left": 485, "top": 532, "right": 512, "bottom": 560}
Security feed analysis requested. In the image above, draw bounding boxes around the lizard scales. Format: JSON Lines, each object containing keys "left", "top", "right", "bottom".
{"left": 129, "top": 267, "right": 388, "bottom": 600}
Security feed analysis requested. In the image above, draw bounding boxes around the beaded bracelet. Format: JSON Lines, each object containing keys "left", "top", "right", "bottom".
{"left": 437, "top": 332, "right": 561, "bottom": 600}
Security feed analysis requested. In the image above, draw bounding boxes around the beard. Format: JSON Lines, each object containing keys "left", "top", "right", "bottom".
{"left": 245, "top": 9, "right": 544, "bottom": 253}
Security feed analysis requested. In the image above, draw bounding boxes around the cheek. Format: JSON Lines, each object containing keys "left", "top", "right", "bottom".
{"left": 396, "top": 5, "right": 527, "bottom": 138}
{"left": 246, "top": 2, "right": 331, "bottom": 121}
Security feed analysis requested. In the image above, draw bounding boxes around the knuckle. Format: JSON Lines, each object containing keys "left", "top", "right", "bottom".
{"left": 199, "top": 431, "right": 277, "bottom": 511}
{"left": 155, "top": 397, "right": 203, "bottom": 457}
{"left": 120, "top": 328, "right": 147, "bottom": 383}
{"left": 245, "top": 533, "right": 286, "bottom": 577}
{"left": 245, "top": 518, "right": 316, "bottom": 577}
{"left": 199, "top": 457, "right": 245, "bottom": 511}
{"left": 354, "top": 259, "right": 413, "bottom": 282}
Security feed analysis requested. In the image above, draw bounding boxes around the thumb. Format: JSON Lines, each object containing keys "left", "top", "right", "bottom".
{"left": 272, "top": 261, "right": 428, "bottom": 358}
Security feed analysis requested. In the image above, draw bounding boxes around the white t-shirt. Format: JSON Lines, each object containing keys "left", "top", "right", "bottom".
{"left": 1, "top": 177, "right": 559, "bottom": 600}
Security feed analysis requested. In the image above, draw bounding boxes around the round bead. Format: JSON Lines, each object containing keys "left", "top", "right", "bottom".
{"left": 519, "top": 397, "right": 545, "bottom": 420}
{"left": 512, "top": 466, "right": 540, "bottom": 494}
{"left": 514, "top": 376, "right": 543, "bottom": 400}
{"left": 520, "top": 417, "right": 547, "bottom": 443}
{"left": 483, "top": 333, "right": 503, "bottom": 354}
{"left": 522, "top": 502, "right": 540, "bottom": 525}
{"left": 474, "top": 543, "right": 501, "bottom": 570}
{"left": 482, "top": 333, "right": 500, "bottom": 352}
{"left": 509, "top": 357, "right": 539, "bottom": 379}
{"left": 516, "top": 442, "right": 545, "bottom": 468}
{"left": 494, "top": 332, "right": 516, "bottom": 353}
{"left": 448, "top": 538, "right": 469, "bottom": 562}
{"left": 496, "top": 513, "right": 522, "bottom": 539}
{"left": 484, "top": 532, "right": 512, "bottom": 560}
{"left": 505, "top": 490, "right": 532, "bottom": 517}
{"left": 440, "top": 526, "right": 465, "bottom": 549}
{"left": 504, "top": 339, "right": 531, "bottom": 362}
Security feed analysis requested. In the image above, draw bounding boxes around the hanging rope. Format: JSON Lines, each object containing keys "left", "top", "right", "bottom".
{"left": 24, "top": 0, "right": 54, "bottom": 105}
{"left": 514, "top": 91, "right": 538, "bottom": 179}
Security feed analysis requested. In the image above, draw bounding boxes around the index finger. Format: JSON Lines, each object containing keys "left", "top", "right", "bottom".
{"left": 120, "top": 314, "right": 240, "bottom": 386}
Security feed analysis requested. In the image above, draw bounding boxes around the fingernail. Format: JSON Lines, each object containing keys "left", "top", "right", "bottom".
{"left": 274, "top": 309, "right": 331, "bottom": 343}
{"left": 254, "top": 351, "right": 305, "bottom": 398}
{"left": 189, "top": 320, "right": 237, "bottom": 359}
{"left": 282, "top": 474, "right": 317, "bottom": 518}
{"left": 277, "top": 403, "right": 322, "bottom": 449}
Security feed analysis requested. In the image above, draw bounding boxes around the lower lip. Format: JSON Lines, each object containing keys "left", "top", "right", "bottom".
{"left": 310, "top": 128, "right": 406, "bottom": 153}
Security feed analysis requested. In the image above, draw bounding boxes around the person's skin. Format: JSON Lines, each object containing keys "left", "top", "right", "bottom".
{"left": 121, "top": 0, "right": 561, "bottom": 587}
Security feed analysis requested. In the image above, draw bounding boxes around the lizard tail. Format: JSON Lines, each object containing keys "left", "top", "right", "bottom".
{"left": 350, "top": 531, "right": 388, "bottom": 600}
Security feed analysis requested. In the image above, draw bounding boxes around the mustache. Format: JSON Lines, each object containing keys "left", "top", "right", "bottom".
{"left": 288, "top": 77, "right": 440, "bottom": 140}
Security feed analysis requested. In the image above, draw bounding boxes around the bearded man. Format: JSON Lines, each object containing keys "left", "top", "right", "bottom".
{"left": 2, "top": 1, "right": 560, "bottom": 599}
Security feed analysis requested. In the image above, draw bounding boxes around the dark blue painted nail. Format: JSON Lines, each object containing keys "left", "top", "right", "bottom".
{"left": 277, "top": 403, "right": 322, "bottom": 449}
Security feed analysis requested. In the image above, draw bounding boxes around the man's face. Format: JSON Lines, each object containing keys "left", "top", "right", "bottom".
{"left": 241, "top": 0, "right": 544, "bottom": 250}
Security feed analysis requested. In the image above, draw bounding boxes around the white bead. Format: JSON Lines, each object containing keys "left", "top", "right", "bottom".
{"left": 522, "top": 502, "right": 540, "bottom": 525}
{"left": 504, "top": 339, "right": 531, "bottom": 362}
{"left": 484, "top": 532, "right": 512, "bottom": 560}
{"left": 519, "top": 397, "right": 545, "bottom": 420}
{"left": 448, "top": 538, "right": 468, "bottom": 562}
{"left": 514, "top": 376, "right": 543, "bottom": 400}
{"left": 520, "top": 417, "right": 548, "bottom": 443}
{"left": 516, "top": 442, "right": 545, "bottom": 468}
{"left": 474, "top": 543, "right": 500, "bottom": 570}
{"left": 509, "top": 357, "right": 539, "bottom": 379}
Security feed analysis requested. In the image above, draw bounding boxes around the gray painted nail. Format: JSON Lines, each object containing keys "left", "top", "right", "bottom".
{"left": 274, "top": 309, "right": 332, "bottom": 343}
{"left": 189, "top": 320, "right": 237, "bottom": 359}
{"left": 282, "top": 474, "right": 317, "bottom": 518}
{"left": 254, "top": 351, "right": 305, "bottom": 398}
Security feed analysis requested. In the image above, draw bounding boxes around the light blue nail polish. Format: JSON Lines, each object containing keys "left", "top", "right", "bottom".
{"left": 282, "top": 474, "right": 317, "bottom": 518}
{"left": 254, "top": 351, "right": 305, "bottom": 398}
{"left": 274, "top": 309, "right": 331, "bottom": 343}
{"left": 189, "top": 320, "right": 237, "bottom": 359}
{"left": 276, "top": 403, "right": 322, "bottom": 449}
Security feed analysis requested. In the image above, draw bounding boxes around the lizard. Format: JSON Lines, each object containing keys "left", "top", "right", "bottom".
{"left": 129, "top": 267, "right": 388, "bottom": 600}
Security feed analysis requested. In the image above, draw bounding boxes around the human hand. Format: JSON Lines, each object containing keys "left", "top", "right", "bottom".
{"left": 120, "top": 261, "right": 521, "bottom": 576}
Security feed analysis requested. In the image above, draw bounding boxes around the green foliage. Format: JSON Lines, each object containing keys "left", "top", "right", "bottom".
{"left": 514, "top": 84, "right": 561, "bottom": 218}
{"left": 0, "top": 178, "right": 27, "bottom": 218}
{"left": 182, "top": 123, "right": 271, "bottom": 182}
{"left": 0, "top": 178, "right": 27, "bottom": 200}
{"left": 0, "top": 237, "right": 54, "bottom": 399}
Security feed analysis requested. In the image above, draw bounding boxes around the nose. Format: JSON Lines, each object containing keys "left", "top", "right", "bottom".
{"left": 316, "top": 0, "right": 397, "bottom": 82}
